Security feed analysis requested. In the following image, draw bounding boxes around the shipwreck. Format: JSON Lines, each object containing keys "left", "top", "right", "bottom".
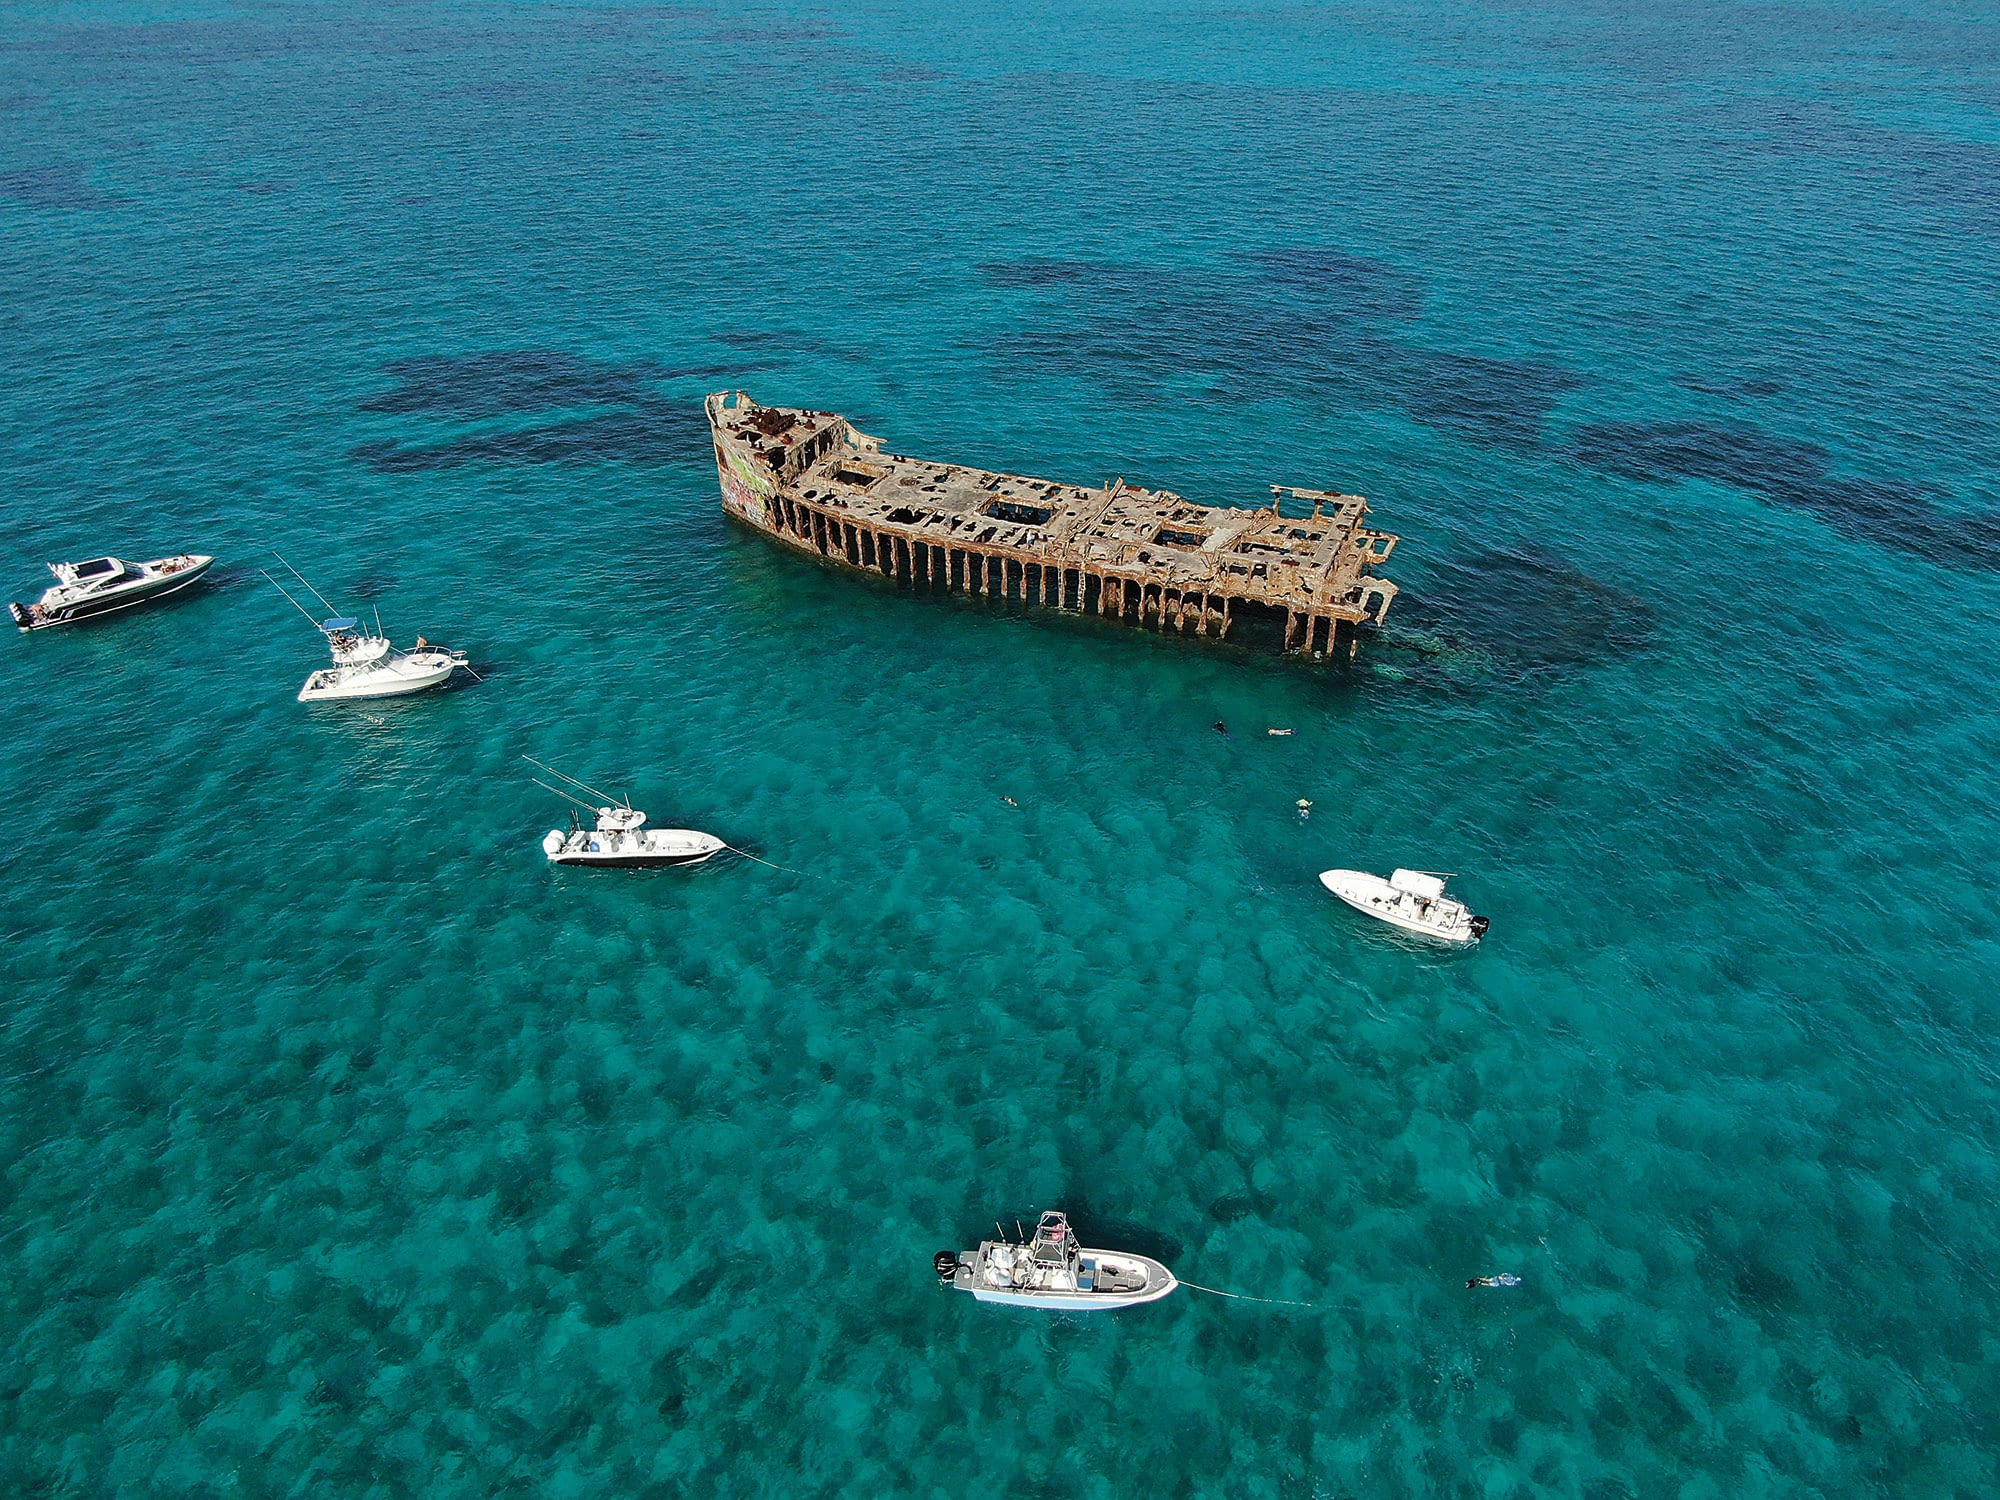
{"left": 705, "top": 392, "right": 1399, "bottom": 658}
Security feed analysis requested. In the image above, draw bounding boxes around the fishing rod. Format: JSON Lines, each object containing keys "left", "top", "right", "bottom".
{"left": 272, "top": 553, "right": 343, "bottom": 620}
{"left": 260, "top": 569, "right": 330, "bottom": 631}
{"left": 521, "top": 754, "right": 629, "bottom": 809}
{"left": 530, "top": 777, "right": 607, "bottom": 815}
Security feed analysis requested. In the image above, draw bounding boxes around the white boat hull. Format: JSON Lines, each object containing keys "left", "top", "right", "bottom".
{"left": 12, "top": 554, "right": 214, "bottom": 631}
{"left": 955, "top": 1250, "right": 1177, "bottom": 1309}
{"left": 1320, "top": 869, "right": 1488, "bottom": 944}
{"left": 545, "top": 828, "right": 725, "bottom": 869}
{"left": 299, "top": 654, "right": 459, "bottom": 701}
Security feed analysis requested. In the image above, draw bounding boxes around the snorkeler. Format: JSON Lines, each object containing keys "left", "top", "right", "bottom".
{"left": 1466, "top": 1274, "right": 1522, "bottom": 1289}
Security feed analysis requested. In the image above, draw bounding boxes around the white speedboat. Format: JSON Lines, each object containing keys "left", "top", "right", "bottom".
{"left": 1319, "top": 867, "right": 1489, "bottom": 944}
{"left": 297, "top": 618, "right": 467, "bottom": 702}
{"left": 11, "top": 553, "right": 213, "bottom": 630}
{"left": 543, "top": 806, "right": 725, "bottom": 868}
{"left": 936, "top": 1211, "right": 1178, "bottom": 1310}
{"left": 529, "top": 756, "right": 725, "bottom": 869}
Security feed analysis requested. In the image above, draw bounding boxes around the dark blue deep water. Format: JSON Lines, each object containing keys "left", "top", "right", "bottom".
{"left": 3, "top": 1, "right": 1998, "bottom": 1494}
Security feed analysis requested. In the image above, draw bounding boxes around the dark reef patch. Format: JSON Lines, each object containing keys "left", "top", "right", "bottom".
{"left": 1571, "top": 420, "right": 2000, "bottom": 570}
{"left": 1238, "top": 247, "right": 1425, "bottom": 321}
{"left": 1694, "top": 94, "right": 2000, "bottom": 235}
{"left": 1392, "top": 345, "right": 1584, "bottom": 450}
{"left": 1399, "top": 548, "right": 1656, "bottom": 674}
{"left": 361, "top": 350, "right": 673, "bottom": 420}
{"left": 351, "top": 349, "right": 763, "bottom": 473}
{"left": 0, "top": 163, "right": 122, "bottom": 210}
{"left": 975, "top": 250, "right": 1579, "bottom": 450}
{"left": 352, "top": 405, "right": 709, "bottom": 473}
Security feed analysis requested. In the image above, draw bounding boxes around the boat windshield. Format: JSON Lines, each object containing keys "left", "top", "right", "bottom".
{"left": 74, "top": 558, "right": 126, "bottom": 582}
{"left": 1390, "top": 869, "right": 1446, "bottom": 900}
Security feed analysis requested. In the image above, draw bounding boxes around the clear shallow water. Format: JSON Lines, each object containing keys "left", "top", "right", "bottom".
{"left": 2, "top": 1, "right": 1998, "bottom": 1494}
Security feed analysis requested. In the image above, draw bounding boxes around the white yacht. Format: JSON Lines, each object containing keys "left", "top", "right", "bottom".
{"left": 1319, "top": 868, "right": 1490, "bottom": 944}
{"left": 11, "top": 553, "right": 213, "bottom": 631}
{"left": 529, "top": 756, "right": 725, "bottom": 870}
{"left": 936, "top": 1211, "right": 1178, "bottom": 1310}
{"left": 263, "top": 561, "right": 470, "bottom": 703}
{"left": 297, "top": 617, "right": 467, "bottom": 702}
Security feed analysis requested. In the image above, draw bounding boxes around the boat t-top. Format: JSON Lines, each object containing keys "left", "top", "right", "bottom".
{"left": 528, "top": 756, "right": 725, "bottom": 870}
{"left": 11, "top": 553, "right": 213, "bottom": 631}
{"left": 262, "top": 559, "right": 471, "bottom": 703}
{"left": 935, "top": 1210, "right": 1178, "bottom": 1310}
{"left": 1319, "top": 867, "right": 1490, "bottom": 944}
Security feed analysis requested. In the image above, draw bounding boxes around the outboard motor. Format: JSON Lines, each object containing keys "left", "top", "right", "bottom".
{"left": 1469, "top": 914, "right": 1491, "bottom": 939}
{"left": 933, "top": 1250, "right": 960, "bottom": 1284}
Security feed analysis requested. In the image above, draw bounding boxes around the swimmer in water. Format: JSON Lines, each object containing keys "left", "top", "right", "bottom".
{"left": 1296, "top": 798, "right": 1313, "bottom": 820}
{"left": 1213, "top": 721, "right": 1230, "bottom": 737}
{"left": 1466, "top": 1274, "right": 1522, "bottom": 1289}
{"left": 1003, "top": 796, "right": 1019, "bottom": 807}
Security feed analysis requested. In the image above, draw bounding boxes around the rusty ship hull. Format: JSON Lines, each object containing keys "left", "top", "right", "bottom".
{"left": 705, "top": 392, "right": 1399, "bottom": 657}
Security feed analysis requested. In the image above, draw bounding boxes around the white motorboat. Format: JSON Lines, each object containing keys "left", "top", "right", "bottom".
{"left": 936, "top": 1211, "right": 1178, "bottom": 1310}
{"left": 297, "top": 618, "right": 467, "bottom": 702}
{"left": 529, "top": 756, "right": 725, "bottom": 870}
{"left": 263, "top": 560, "right": 471, "bottom": 703}
{"left": 1319, "top": 867, "right": 1490, "bottom": 944}
{"left": 542, "top": 808, "right": 725, "bottom": 869}
{"left": 11, "top": 553, "right": 213, "bottom": 631}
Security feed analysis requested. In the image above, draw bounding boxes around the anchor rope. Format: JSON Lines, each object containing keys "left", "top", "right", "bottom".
{"left": 724, "top": 843, "right": 809, "bottom": 877}
{"left": 1178, "top": 1280, "right": 1329, "bottom": 1310}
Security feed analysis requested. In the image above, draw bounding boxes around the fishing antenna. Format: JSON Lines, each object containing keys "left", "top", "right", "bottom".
{"left": 530, "top": 778, "right": 603, "bottom": 816}
{"left": 272, "top": 554, "right": 343, "bottom": 619}
{"left": 521, "top": 754, "right": 626, "bottom": 808}
{"left": 260, "top": 569, "right": 328, "bottom": 631}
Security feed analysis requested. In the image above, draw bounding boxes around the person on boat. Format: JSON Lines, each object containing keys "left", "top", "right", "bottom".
{"left": 414, "top": 634, "right": 429, "bottom": 649}
{"left": 1466, "top": 1274, "right": 1521, "bottom": 1288}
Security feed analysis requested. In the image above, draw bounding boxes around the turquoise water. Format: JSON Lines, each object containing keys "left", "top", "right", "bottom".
{"left": 3, "top": 0, "right": 1999, "bottom": 1493}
